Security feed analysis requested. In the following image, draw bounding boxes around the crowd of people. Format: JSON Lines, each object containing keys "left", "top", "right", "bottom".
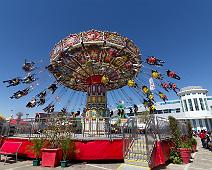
{"left": 195, "top": 130, "right": 212, "bottom": 150}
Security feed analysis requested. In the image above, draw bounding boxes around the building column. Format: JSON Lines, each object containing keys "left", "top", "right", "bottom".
{"left": 207, "top": 119, "right": 212, "bottom": 131}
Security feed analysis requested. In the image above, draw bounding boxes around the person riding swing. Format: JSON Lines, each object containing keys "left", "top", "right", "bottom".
{"left": 166, "top": 70, "right": 180, "bottom": 80}
{"left": 146, "top": 56, "right": 164, "bottom": 66}
{"left": 3, "top": 77, "right": 22, "bottom": 87}
{"left": 151, "top": 70, "right": 163, "bottom": 80}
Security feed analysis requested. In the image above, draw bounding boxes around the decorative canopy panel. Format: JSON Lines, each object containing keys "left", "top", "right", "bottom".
{"left": 49, "top": 30, "right": 141, "bottom": 92}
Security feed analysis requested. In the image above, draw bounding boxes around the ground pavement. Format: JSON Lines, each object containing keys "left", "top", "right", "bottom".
{"left": 0, "top": 138, "right": 211, "bottom": 170}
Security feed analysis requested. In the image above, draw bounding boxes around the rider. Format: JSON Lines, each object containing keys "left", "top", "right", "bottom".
{"left": 36, "top": 91, "right": 47, "bottom": 106}
{"left": 22, "top": 74, "right": 36, "bottom": 84}
{"left": 22, "top": 59, "right": 35, "bottom": 72}
{"left": 48, "top": 84, "right": 57, "bottom": 94}
{"left": 146, "top": 56, "right": 164, "bottom": 66}
{"left": 161, "top": 82, "right": 170, "bottom": 92}
{"left": 110, "top": 110, "right": 114, "bottom": 117}
{"left": 133, "top": 104, "right": 138, "bottom": 114}
{"left": 151, "top": 70, "right": 163, "bottom": 80}
{"left": 169, "top": 82, "right": 180, "bottom": 94}
{"left": 149, "top": 103, "right": 156, "bottom": 114}
{"left": 158, "top": 92, "right": 168, "bottom": 103}
{"left": 10, "top": 88, "right": 30, "bottom": 99}
{"left": 166, "top": 70, "right": 180, "bottom": 80}
{"left": 147, "top": 93, "right": 155, "bottom": 102}
{"left": 142, "top": 86, "right": 150, "bottom": 95}
{"left": 3, "top": 77, "right": 22, "bottom": 87}
{"left": 37, "top": 91, "right": 47, "bottom": 98}
{"left": 37, "top": 98, "right": 45, "bottom": 106}
{"left": 61, "top": 107, "right": 67, "bottom": 114}
{"left": 26, "top": 98, "right": 37, "bottom": 108}
{"left": 43, "top": 104, "right": 54, "bottom": 113}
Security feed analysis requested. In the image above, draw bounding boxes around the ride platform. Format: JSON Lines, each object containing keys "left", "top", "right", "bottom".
{"left": 2, "top": 136, "right": 124, "bottom": 161}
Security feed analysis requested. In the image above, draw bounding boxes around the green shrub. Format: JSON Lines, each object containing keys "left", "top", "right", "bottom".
{"left": 29, "top": 138, "right": 44, "bottom": 159}
{"left": 187, "top": 121, "right": 193, "bottom": 139}
{"left": 170, "top": 149, "right": 182, "bottom": 164}
{"left": 60, "top": 138, "right": 74, "bottom": 161}
{"left": 168, "top": 116, "right": 182, "bottom": 148}
{"left": 180, "top": 140, "right": 192, "bottom": 149}
{"left": 191, "top": 137, "right": 197, "bottom": 145}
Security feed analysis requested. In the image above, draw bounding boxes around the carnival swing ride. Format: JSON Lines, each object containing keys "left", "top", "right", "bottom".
{"left": 3, "top": 30, "right": 181, "bottom": 119}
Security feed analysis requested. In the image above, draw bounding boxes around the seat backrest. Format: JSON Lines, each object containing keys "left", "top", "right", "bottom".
{"left": 0, "top": 142, "right": 22, "bottom": 154}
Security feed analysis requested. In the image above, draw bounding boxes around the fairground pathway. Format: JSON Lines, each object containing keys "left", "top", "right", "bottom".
{"left": 187, "top": 138, "right": 212, "bottom": 170}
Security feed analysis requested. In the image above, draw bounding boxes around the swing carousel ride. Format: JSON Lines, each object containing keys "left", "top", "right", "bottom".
{"left": 3, "top": 30, "right": 181, "bottom": 118}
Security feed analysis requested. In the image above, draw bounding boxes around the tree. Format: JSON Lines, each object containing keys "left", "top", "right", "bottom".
{"left": 168, "top": 116, "right": 182, "bottom": 148}
{"left": 187, "top": 120, "right": 193, "bottom": 139}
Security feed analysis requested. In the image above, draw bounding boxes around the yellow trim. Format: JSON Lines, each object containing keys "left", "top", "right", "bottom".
{"left": 126, "top": 159, "right": 148, "bottom": 163}
{"left": 116, "top": 163, "right": 150, "bottom": 170}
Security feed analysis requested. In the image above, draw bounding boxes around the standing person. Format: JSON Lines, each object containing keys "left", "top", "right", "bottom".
{"left": 199, "top": 130, "right": 206, "bottom": 148}
{"left": 205, "top": 132, "right": 211, "bottom": 149}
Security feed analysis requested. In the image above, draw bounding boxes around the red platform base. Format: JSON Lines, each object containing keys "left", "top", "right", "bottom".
{"left": 2, "top": 137, "right": 124, "bottom": 161}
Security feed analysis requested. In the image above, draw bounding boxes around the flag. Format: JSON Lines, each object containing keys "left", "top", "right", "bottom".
{"left": 149, "top": 77, "right": 155, "bottom": 91}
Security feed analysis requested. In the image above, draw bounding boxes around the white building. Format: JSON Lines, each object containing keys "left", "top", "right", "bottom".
{"left": 130, "top": 86, "right": 212, "bottom": 131}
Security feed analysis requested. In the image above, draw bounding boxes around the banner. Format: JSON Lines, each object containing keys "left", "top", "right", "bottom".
{"left": 149, "top": 77, "right": 155, "bottom": 91}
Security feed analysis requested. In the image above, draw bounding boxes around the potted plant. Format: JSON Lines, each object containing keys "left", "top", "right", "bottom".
{"left": 41, "top": 113, "right": 73, "bottom": 167}
{"left": 178, "top": 141, "right": 192, "bottom": 164}
{"left": 29, "top": 137, "right": 44, "bottom": 166}
{"left": 168, "top": 116, "right": 192, "bottom": 164}
{"left": 60, "top": 138, "right": 73, "bottom": 167}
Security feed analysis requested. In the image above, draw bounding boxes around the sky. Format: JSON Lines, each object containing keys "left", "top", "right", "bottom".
{"left": 0, "top": 0, "right": 212, "bottom": 118}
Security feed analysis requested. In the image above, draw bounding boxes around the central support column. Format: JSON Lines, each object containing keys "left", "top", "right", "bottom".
{"left": 86, "top": 84, "right": 107, "bottom": 117}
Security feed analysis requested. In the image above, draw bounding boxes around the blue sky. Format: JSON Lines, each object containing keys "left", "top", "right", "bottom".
{"left": 0, "top": 0, "right": 212, "bottom": 118}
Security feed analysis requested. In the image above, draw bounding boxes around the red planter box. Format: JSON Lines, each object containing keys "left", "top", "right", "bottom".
{"left": 179, "top": 148, "right": 191, "bottom": 164}
{"left": 41, "top": 148, "right": 62, "bottom": 167}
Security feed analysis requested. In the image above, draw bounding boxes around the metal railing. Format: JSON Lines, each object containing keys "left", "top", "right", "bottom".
{"left": 0, "top": 117, "right": 129, "bottom": 140}
{"left": 155, "top": 116, "right": 171, "bottom": 140}
{"left": 0, "top": 115, "right": 188, "bottom": 165}
{"left": 122, "top": 117, "right": 137, "bottom": 157}
{"left": 145, "top": 115, "right": 157, "bottom": 164}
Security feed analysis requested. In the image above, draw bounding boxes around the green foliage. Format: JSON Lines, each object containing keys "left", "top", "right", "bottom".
{"left": 60, "top": 138, "right": 73, "bottom": 161}
{"left": 168, "top": 116, "right": 182, "bottom": 148}
{"left": 170, "top": 149, "right": 182, "bottom": 164}
{"left": 29, "top": 138, "right": 44, "bottom": 159}
{"left": 42, "top": 113, "right": 73, "bottom": 149}
{"left": 180, "top": 140, "right": 192, "bottom": 149}
{"left": 41, "top": 113, "right": 76, "bottom": 161}
{"left": 191, "top": 137, "right": 197, "bottom": 145}
{"left": 187, "top": 121, "right": 193, "bottom": 139}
